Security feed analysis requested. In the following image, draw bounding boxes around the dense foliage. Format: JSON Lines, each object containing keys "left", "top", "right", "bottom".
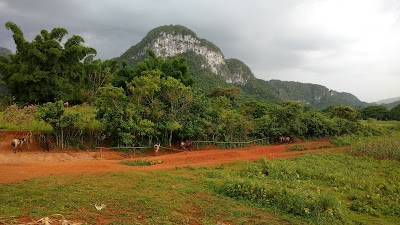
{"left": 361, "top": 105, "right": 400, "bottom": 121}
{"left": 0, "top": 22, "right": 390, "bottom": 148}
{"left": 0, "top": 22, "right": 96, "bottom": 104}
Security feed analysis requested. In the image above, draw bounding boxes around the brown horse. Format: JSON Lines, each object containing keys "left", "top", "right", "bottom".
{"left": 180, "top": 140, "right": 192, "bottom": 150}
{"left": 278, "top": 136, "right": 291, "bottom": 144}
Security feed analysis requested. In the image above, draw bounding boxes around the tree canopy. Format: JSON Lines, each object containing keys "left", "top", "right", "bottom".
{"left": 0, "top": 22, "right": 96, "bottom": 104}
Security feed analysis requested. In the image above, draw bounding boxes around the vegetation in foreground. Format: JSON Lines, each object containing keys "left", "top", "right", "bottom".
{"left": 0, "top": 150, "right": 399, "bottom": 224}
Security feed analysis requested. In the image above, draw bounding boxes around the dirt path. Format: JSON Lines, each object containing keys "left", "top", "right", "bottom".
{"left": 0, "top": 131, "right": 341, "bottom": 183}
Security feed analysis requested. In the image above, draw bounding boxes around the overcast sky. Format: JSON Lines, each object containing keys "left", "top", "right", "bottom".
{"left": 1, "top": 0, "right": 400, "bottom": 102}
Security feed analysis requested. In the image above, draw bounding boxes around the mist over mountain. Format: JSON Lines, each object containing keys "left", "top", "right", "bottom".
{"left": 118, "top": 25, "right": 368, "bottom": 108}
{"left": 375, "top": 97, "right": 400, "bottom": 105}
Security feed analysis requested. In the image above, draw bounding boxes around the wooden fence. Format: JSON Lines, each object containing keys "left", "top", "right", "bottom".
{"left": 94, "top": 137, "right": 269, "bottom": 158}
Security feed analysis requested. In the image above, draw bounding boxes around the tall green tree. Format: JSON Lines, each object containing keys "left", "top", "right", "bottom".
{"left": 95, "top": 85, "right": 133, "bottom": 146}
{"left": 328, "top": 105, "right": 359, "bottom": 122}
{"left": 361, "top": 106, "right": 389, "bottom": 120}
{"left": 84, "top": 59, "right": 118, "bottom": 101}
{"left": 390, "top": 104, "right": 400, "bottom": 121}
{"left": 0, "top": 22, "right": 96, "bottom": 104}
{"left": 126, "top": 71, "right": 163, "bottom": 145}
{"left": 161, "top": 77, "right": 193, "bottom": 146}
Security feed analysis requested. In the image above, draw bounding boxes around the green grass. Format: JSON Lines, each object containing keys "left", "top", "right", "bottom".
{"left": 287, "top": 144, "right": 308, "bottom": 151}
{"left": 0, "top": 169, "right": 296, "bottom": 225}
{"left": 347, "top": 135, "right": 400, "bottom": 161}
{"left": 120, "top": 159, "right": 163, "bottom": 166}
{"left": 0, "top": 153, "right": 399, "bottom": 224}
{"left": 212, "top": 153, "right": 400, "bottom": 224}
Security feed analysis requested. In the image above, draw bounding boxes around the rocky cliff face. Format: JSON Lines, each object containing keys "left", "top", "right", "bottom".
{"left": 118, "top": 25, "right": 252, "bottom": 85}
{"left": 152, "top": 32, "right": 225, "bottom": 75}
{"left": 226, "top": 58, "right": 254, "bottom": 85}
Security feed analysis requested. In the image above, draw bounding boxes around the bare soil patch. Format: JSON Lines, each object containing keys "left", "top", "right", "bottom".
{"left": 0, "top": 131, "right": 341, "bottom": 183}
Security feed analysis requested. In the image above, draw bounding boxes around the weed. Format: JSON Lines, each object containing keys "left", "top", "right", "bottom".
{"left": 287, "top": 145, "right": 308, "bottom": 151}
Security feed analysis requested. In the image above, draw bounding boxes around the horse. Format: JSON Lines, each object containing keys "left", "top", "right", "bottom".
{"left": 44, "top": 139, "right": 54, "bottom": 152}
{"left": 154, "top": 144, "right": 160, "bottom": 156}
{"left": 180, "top": 140, "right": 192, "bottom": 150}
{"left": 11, "top": 138, "right": 27, "bottom": 153}
{"left": 278, "top": 136, "right": 291, "bottom": 144}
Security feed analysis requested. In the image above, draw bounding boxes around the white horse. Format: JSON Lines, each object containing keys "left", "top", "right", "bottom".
{"left": 12, "top": 138, "right": 27, "bottom": 153}
{"left": 154, "top": 144, "right": 160, "bottom": 156}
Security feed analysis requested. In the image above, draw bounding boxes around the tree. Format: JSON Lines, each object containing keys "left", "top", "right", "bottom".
{"left": 112, "top": 60, "right": 135, "bottom": 90}
{"left": 361, "top": 106, "right": 389, "bottom": 120}
{"left": 84, "top": 59, "right": 118, "bottom": 101}
{"left": 36, "top": 101, "right": 65, "bottom": 148}
{"left": 272, "top": 101, "right": 307, "bottom": 137}
{"left": 390, "top": 104, "right": 400, "bottom": 121}
{"left": 161, "top": 77, "right": 193, "bottom": 146}
{"left": 126, "top": 71, "right": 163, "bottom": 145}
{"left": 0, "top": 22, "right": 96, "bottom": 104}
{"left": 208, "top": 86, "right": 241, "bottom": 101}
{"left": 95, "top": 84, "right": 133, "bottom": 146}
{"left": 328, "top": 105, "right": 359, "bottom": 122}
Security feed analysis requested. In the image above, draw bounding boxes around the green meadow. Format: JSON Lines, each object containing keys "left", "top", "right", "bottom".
{"left": 1, "top": 145, "right": 399, "bottom": 224}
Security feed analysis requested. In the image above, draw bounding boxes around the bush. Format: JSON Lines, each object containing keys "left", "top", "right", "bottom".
{"left": 217, "top": 179, "right": 344, "bottom": 222}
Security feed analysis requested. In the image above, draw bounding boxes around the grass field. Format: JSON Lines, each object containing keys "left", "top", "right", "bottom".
{"left": 0, "top": 151, "right": 399, "bottom": 225}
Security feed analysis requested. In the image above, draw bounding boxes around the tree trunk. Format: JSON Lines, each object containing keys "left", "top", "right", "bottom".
{"left": 169, "top": 130, "right": 173, "bottom": 146}
{"left": 61, "top": 129, "right": 64, "bottom": 150}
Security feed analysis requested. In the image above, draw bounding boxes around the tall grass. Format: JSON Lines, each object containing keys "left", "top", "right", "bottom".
{"left": 347, "top": 135, "right": 400, "bottom": 161}
{"left": 210, "top": 154, "right": 400, "bottom": 224}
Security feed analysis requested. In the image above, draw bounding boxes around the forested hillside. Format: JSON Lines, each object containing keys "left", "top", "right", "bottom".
{"left": 117, "top": 25, "right": 369, "bottom": 109}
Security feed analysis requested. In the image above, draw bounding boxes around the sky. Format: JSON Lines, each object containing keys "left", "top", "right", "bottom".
{"left": 1, "top": 0, "right": 400, "bottom": 103}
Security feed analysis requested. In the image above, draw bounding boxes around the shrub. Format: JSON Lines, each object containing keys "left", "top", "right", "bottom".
{"left": 216, "top": 179, "right": 345, "bottom": 222}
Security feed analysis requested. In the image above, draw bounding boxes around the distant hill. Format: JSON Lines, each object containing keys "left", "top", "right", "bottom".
{"left": 117, "top": 25, "right": 368, "bottom": 109}
{"left": 0, "top": 47, "right": 11, "bottom": 56}
{"left": 375, "top": 97, "right": 400, "bottom": 105}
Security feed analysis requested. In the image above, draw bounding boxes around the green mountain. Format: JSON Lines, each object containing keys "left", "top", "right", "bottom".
{"left": 117, "top": 25, "right": 368, "bottom": 108}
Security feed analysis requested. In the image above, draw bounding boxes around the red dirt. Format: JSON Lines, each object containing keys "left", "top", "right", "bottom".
{"left": 0, "top": 131, "right": 342, "bottom": 183}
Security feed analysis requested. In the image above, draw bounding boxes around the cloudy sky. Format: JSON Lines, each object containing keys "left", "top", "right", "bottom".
{"left": 1, "top": 0, "right": 400, "bottom": 102}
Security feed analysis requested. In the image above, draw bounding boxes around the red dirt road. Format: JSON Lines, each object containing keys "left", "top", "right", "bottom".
{"left": 0, "top": 131, "right": 341, "bottom": 183}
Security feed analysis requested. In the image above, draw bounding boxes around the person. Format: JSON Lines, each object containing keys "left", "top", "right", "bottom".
{"left": 154, "top": 144, "right": 160, "bottom": 156}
